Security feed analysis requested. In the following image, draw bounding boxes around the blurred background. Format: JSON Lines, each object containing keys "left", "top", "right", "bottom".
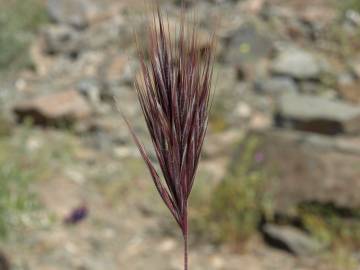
{"left": 0, "top": 0, "right": 360, "bottom": 269}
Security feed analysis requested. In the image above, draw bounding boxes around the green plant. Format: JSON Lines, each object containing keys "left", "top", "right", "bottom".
{"left": 211, "top": 136, "right": 272, "bottom": 243}
{"left": 342, "top": 0, "right": 360, "bottom": 13}
{"left": 209, "top": 99, "right": 230, "bottom": 133}
{"left": 191, "top": 136, "right": 273, "bottom": 245}
{"left": 0, "top": 124, "right": 76, "bottom": 239}
{"left": 299, "top": 203, "right": 360, "bottom": 250}
{"left": 0, "top": 0, "right": 47, "bottom": 73}
{"left": 0, "top": 116, "right": 11, "bottom": 137}
{"left": 0, "top": 135, "right": 39, "bottom": 238}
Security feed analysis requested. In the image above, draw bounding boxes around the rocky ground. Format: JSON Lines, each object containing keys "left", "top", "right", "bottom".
{"left": 0, "top": 0, "right": 360, "bottom": 269}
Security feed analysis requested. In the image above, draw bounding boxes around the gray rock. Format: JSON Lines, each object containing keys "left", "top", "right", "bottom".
{"left": 247, "top": 130, "right": 360, "bottom": 214}
{"left": 80, "top": 18, "right": 124, "bottom": 50}
{"left": 254, "top": 77, "right": 298, "bottom": 95}
{"left": 98, "top": 54, "right": 138, "bottom": 101}
{"left": 263, "top": 224, "right": 323, "bottom": 256}
{"left": 77, "top": 78, "right": 101, "bottom": 104}
{"left": 275, "top": 93, "right": 360, "bottom": 135}
{"left": 298, "top": 81, "right": 326, "bottom": 95}
{"left": 43, "top": 15, "right": 131, "bottom": 56}
{"left": 223, "top": 23, "right": 273, "bottom": 65}
{"left": 338, "top": 73, "right": 360, "bottom": 103}
{"left": 47, "top": 0, "right": 100, "bottom": 29}
{"left": 271, "top": 48, "right": 322, "bottom": 80}
{"left": 345, "top": 10, "right": 360, "bottom": 27}
{"left": 42, "top": 25, "right": 81, "bottom": 56}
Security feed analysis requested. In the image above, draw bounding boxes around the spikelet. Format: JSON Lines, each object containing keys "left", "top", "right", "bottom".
{"left": 123, "top": 7, "right": 215, "bottom": 270}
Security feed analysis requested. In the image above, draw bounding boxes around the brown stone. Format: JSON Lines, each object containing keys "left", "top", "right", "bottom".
{"left": 339, "top": 80, "right": 360, "bottom": 104}
{"left": 14, "top": 90, "right": 92, "bottom": 126}
{"left": 103, "top": 55, "right": 128, "bottom": 84}
{"left": 299, "top": 5, "right": 336, "bottom": 26}
{"left": 239, "top": 0, "right": 265, "bottom": 15}
{"left": 37, "top": 176, "right": 86, "bottom": 224}
{"left": 241, "top": 130, "right": 360, "bottom": 215}
{"left": 350, "top": 58, "right": 360, "bottom": 79}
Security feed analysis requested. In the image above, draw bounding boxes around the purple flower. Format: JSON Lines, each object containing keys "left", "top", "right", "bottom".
{"left": 255, "top": 152, "right": 264, "bottom": 163}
